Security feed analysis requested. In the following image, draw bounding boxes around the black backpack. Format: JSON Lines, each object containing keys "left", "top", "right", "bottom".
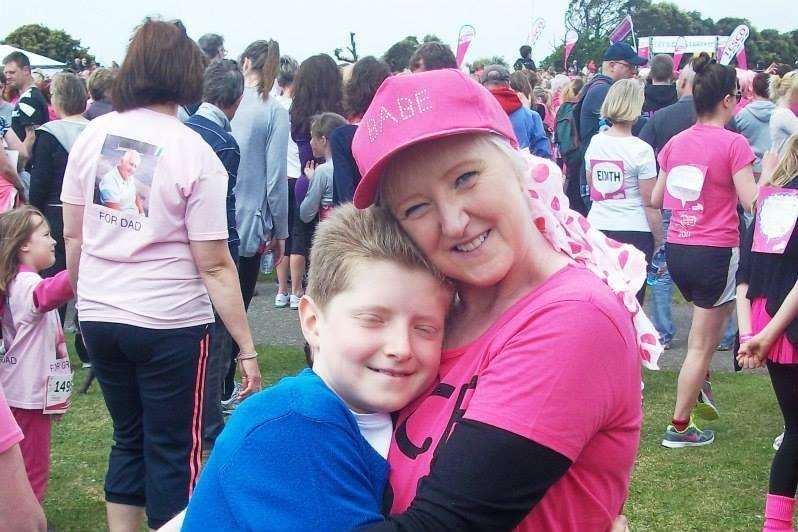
{"left": 570, "top": 76, "right": 612, "bottom": 149}
{"left": 554, "top": 102, "right": 580, "bottom": 160}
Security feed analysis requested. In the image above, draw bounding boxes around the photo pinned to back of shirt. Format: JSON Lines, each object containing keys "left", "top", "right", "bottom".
{"left": 93, "top": 134, "right": 162, "bottom": 219}
{"left": 753, "top": 186, "right": 798, "bottom": 255}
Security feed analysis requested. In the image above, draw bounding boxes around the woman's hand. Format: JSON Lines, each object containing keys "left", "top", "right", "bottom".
{"left": 238, "top": 357, "right": 262, "bottom": 399}
{"left": 609, "top": 515, "right": 629, "bottom": 532}
{"left": 737, "top": 332, "right": 774, "bottom": 369}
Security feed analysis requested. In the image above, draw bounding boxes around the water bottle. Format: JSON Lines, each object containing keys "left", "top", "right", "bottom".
{"left": 646, "top": 247, "right": 666, "bottom": 286}
{"left": 260, "top": 251, "right": 274, "bottom": 275}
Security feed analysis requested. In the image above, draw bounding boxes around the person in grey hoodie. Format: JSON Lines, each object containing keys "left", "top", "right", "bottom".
{"left": 228, "top": 40, "right": 289, "bottom": 408}
{"left": 231, "top": 39, "right": 289, "bottom": 309}
{"left": 734, "top": 72, "right": 775, "bottom": 177}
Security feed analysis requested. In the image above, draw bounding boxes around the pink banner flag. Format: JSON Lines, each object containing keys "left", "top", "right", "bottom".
{"left": 608, "top": 15, "right": 634, "bottom": 44}
{"left": 673, "top": 37, "right": 687, "bottom": 71}
{"left": 737, "top": 47, "right": 748, "bottom": 70}
{"left": 720, "top": 25, "right": 750, "bottom": 66}
{"left": 564, "top": 30, "right": 579, "bottom": 69}
{"left": 529, "top": 17, "right": 546, "bottom": 48}
{"left": 455, "top": 25, "right": 476, "bottom": 68}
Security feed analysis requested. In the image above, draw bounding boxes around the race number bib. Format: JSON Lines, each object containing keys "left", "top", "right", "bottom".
{"left": 589, "top": 160, "right": 626, "bottom": 201}
{"left": 43, "top": 373, "right": 73, "bottom": 414}
{"left": 753, "top": 187, "right": 798, "bottom": 254}
{"left": 663, "top": 164, "right": 707, "bottom": 211}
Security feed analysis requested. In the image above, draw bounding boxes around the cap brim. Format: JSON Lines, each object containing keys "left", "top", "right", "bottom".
{"left": 353, "top": 126, "right": 508, "bottom": 209}
{"left": 630, "top": 56, "right": 648, "bottom": 66}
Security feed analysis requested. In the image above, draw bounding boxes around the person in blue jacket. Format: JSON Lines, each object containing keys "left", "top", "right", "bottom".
{"left": 481, "top": 64, "right": 551, "bottom": 158}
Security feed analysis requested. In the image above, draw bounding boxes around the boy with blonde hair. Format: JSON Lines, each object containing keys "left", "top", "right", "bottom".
{"left": 182, "top": 205, "right": 453, "bottom": 531}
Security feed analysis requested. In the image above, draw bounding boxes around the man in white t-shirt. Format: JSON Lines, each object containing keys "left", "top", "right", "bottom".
{"left": 99, "top": 150, "right": 143, "bottom": 214}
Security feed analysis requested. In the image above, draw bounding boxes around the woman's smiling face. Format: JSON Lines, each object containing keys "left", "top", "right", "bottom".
{"left": 383, "top": 135, "right": 533, "bottom": 288}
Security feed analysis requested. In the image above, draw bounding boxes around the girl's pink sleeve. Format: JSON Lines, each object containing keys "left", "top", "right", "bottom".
{"left": 32, "top": 270, "right": 74, "bottom": 313}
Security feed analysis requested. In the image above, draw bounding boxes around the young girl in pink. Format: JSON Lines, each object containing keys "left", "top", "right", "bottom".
{"left": 0, "top": 205, "right": 74, "bottom": 501}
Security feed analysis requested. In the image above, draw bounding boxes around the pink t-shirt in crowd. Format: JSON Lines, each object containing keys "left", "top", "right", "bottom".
{"left": 60, "top": 108, "right": 229, "bottom": 329}
{"left": 1, "top": 268, "right": 73, "bottom": 409}
{"left": 388, "top": 265, "right": 642, "bottom": 531}
{"left": 0, "top": 385, "right": 23, "bottom": 453}
{"left": 658, "top": 124, "right": 754, "bottom": 247}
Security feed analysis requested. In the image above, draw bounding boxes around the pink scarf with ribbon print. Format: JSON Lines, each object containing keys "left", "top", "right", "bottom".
{"left": 521, "top": 153, "right": 662, "bottom": 370}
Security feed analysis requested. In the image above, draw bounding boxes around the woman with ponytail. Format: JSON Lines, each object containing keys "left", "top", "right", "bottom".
{"left": 227, "top": 39, "right": 289, "bottom": 407}
{"left": 769, "top": 71, "right": 798, "bottom": 156}
{"left": 652, "top": 52, "right": 757, "bottom": 448}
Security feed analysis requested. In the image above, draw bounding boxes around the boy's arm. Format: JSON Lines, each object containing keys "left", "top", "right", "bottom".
{"left": 203, "top": 412, "right": 385, "bottom": 530}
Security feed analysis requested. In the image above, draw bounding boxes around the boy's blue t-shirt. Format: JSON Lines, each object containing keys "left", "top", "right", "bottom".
{"left": 182, "top": 368, "right": 388, "bottom": 531}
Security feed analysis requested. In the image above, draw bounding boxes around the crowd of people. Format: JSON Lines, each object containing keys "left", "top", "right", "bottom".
{"left": 0, "top": 15, "right": 797, "bottom": 531}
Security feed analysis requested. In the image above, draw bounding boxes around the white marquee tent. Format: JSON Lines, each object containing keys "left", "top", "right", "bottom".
{"left": 0, "top": 44, "right": 66, "bottom": 75}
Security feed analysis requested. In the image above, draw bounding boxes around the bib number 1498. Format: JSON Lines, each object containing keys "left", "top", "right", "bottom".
{"left": 44, "top": 374, "right": 72, "bottom": 415}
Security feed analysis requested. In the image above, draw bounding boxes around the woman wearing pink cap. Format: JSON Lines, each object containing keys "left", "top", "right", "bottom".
{"left": 351, "top": 68, "right": 660, "bottom": 531}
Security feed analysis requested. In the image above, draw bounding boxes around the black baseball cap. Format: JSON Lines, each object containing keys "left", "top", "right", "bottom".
{"left": 603, "top": 42, "right": 648, "bottom": 66}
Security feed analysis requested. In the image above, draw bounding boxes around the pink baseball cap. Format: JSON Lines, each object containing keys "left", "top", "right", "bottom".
{"left": 351, "top": 68, "right": 519, "bottom": 208}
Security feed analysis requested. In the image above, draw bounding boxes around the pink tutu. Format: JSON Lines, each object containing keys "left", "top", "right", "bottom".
{"left": 751, "top": 297, "right": 798, "bottom": 364}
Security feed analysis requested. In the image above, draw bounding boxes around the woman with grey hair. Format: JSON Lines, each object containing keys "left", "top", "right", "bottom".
{"left": 29, "top": 72, "right": 89, "bottom": 311}
{"left": 186, "top": 58, "right": 246, "bottom": 446}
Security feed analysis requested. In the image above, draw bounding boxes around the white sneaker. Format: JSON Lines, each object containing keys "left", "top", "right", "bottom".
{"left": 221, "top": 383, "right": 242, "bottom": 415}
{"left": 774, "top": 431, "right": 785, "bottom": 451}
{"left": 290, "top": 294, "right": 300, "bottom": 309}
{"left": 274, "top": 293, "right": 289, "bottom": 308}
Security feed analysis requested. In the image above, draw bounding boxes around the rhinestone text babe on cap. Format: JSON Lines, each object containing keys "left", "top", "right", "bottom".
{"left": 366, "top": 89, "right": 433, "bottom": 143}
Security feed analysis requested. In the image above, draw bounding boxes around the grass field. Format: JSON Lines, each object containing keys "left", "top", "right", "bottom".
{"left": 43, "top": 344, "right": 781, "bottom": 531}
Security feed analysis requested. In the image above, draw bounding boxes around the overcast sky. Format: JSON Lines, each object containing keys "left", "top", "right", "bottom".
{"left": 1, "top": 0, "right": 795, "bottom": 66}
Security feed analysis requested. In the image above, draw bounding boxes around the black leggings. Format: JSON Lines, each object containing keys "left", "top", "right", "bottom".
{"left": 223, "top": 253, "right": 261, "bottom": 399}
{"left": 768, "top": 361, "right": 798, "bottom": 497}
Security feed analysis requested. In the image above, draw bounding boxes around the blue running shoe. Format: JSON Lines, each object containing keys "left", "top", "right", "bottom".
{"left": 662, "top": 418, "right": 715, "bottom": 448}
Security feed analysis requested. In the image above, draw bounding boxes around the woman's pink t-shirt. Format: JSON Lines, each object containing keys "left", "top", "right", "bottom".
{"left": 387, "top": 266, "right": 643, "bottom": 531}
{"left": 658, "top": 123, "right": 754, "bottom": 247}
{"left": 61, "top": 108, "right": 229, "bottom": 329}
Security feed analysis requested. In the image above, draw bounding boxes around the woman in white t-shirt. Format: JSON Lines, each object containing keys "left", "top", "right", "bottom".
{"left": 273, "top": 55, "right": 301, "bottom": 308}
{"left": 585, "top": 79, "right": 660, "bottom": 303}
{"left": 60, "top": 20, "right": 261, "bottom": 531}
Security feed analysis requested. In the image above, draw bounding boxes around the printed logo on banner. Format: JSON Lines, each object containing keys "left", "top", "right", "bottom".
{"left": 753, "top": 187, "right": 798, "bottom": 254}
{"left": 719, "top": 25, "right": 750, "bottom": 66}
{"left": 93, "top": 134, "right": 163, "bottom": 231}
{"left": 589, "top": 159, "right": 626, "bottom": 201}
